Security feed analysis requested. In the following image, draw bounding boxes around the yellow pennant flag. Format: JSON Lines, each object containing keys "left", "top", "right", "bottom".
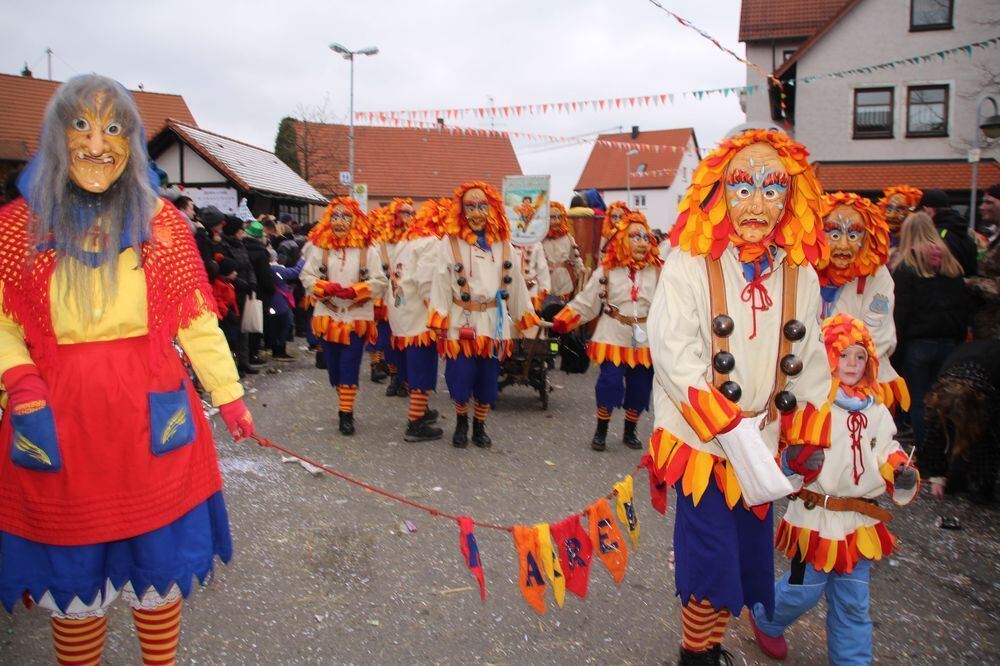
{"left": 534, "top": 522, "right": 566, "bottom": 608}
{"left": 613, "top": 475, "right": 640, "bottom": 549}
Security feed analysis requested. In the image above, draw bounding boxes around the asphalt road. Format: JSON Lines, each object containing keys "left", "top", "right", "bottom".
{"left": 2, "top": 349, "right": 998, "bottom": 665}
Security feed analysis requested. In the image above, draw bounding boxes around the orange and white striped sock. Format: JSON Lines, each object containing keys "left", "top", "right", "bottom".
{"left": 454, "top": 401, "right": 469, "bottom": 416}
{"left": 131, "top": 597, "right": 182, "bottom": 665}
{"left": 51, "top": 614, "right": 107, "bottom": 666}
{"left": 681, "top": 598, "right": 723, "bottom": 652}
{"left": 337, "top": 385, "right": 358, "bottom": 413}
{"left": 371, "top": 351, "right": 384, "bottom": 364}
{"left": 473, "top": 402, "right": 490, "bottom": 421}
{"left": 387, "top": 363, "right": 398, "bottom": 374}
{"left": 707, "top": 608, "right": 732, "bottom": 647}
{"left": 408, "top": 390, "right": 429, "bottom": 421}
{"left": 596, "top": 406, "right": 612, "bottom": 421}
{"left": 625, "top": 408, "right": 640, "bottom": 423}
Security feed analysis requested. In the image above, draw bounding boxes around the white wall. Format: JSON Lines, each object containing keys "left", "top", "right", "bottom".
{"left": 793, "top": 0, "right": 998, "bottom": 162}
{"left": 742, "top": 41, "right": 804, "bottom": 122}
{"left": 157, "top": 142, "right": 228, "bottom": 184}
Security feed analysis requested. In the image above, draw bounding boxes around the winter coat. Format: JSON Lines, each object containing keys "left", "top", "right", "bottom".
{"left": 243, "top": 236, "right": 275, "bottom": 301}
{"left": 968, "top": 238, "right": 1000, "bottom": 339}
{"left": 892, "top": 263, "right": 972, "bottom": 343}
{"left": 934, "top": 208, "right": 978, "bottom": 276}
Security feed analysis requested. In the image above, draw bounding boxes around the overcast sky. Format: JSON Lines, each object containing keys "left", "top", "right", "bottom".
{"left": 4, "top": 0, "right": 749, "bottom": 201}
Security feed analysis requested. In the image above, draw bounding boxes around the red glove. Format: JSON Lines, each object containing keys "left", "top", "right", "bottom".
{"left": 550, "top": 318, "right": 570, "bottom": 335}
{"left": 219, "top": 398, "right": 255, "bottom": 442}
{"left": 3, "top": 365, "right": 49, "bottom": 415}
{"left": 322, "top": 281, "right": 341, "bottom": 297}
{"left": 785, "top": 444, "right": 825, "bottom": 484}
{"left": 332, "top": 284, "right": 358, "bottom": 300}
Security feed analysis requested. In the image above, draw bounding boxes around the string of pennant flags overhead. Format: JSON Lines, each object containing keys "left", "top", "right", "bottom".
{"left": 354, "top": 36, "right": 999, "bottom": 124}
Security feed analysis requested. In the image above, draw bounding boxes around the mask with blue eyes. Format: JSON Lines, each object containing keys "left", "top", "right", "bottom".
{"left": 723, "top": 143, "right": 790, "bottom": 244}
{"left": 824, "top": 205, "right": 866, "bottom": 270}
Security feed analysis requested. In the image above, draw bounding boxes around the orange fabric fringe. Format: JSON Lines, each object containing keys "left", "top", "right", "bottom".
{"left": 311, "top": 317, "right": 377, "bottom": 344}
{"left": 438, "top": 336, "right": 512, "bottom": 360}
{"left": 586, "top": 341, "right": 652, "bottom": 368}
{"left": 775, "top": 519, "right": 896, "bottom": 575}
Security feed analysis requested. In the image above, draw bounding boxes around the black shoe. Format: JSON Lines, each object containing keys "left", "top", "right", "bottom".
{"left": 385, "top": 374, "right": 401, "bottom": 396}
{"left": 338, "top": 411, "right": 355, "bottom": 436}
{"left": 239, "top": 365, "right": 260, "bottom": 376}
{"left": 396, "top": 383, "right": 409, "bottom": 398}
{"left": 678, "top": 644, "right": 734, "bottom": 666}
{"left": 315, "top": 351, "right": 327, "bottom": 370}
{"left": 249, "top": 355, "right": 266, "bottom": 366}
{"left": 272, "top": 352, "right": 296, "bottom": 362}
{"left": 404, "top": 419, "right": 444, "bottom": 442}
{"left": 370, "top": 362, "right": 388, "bottom": 383}
{"left": 452, "top": 415, "right": 469, "bottom": 448}
{"left": 472, "top": 419, "right": 492, "bottom": 448}
{"left": 623, "top": 419, "right": 643, "bottom": 449}
{"left": 419, "top": 408, "right": 439, "bottom": 424}
{"left": 591, "top": 418, "right": 609, "bottom": 451}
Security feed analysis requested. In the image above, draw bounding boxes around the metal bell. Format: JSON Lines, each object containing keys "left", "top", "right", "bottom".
{"left": 599, "top": 291, "right": 607, "bottom": 299}
{"left": 500, "top": 289, "right": 509, "bottom": 300}
{"left": 780, "top": 354, "right": 803, "bottom": 376}
{"left": 712, "top": 351, "right": 735, "bottom": 374}
{"left": 318, "top": 265, "right": 327, "bottom": 275}
{"left": 381, "top": 263, "right": 389, "bottom": 271}
{"left": 598, "top": 276, "right": 607, "bottom": 285}
{"left": 454, "top": 263, "right": 464, "bottom": 273}
{"left": 711, "top": 314, "right": 735, "bottom": 338}
{"left": 774, "top": 390, "right": 797, "bottom": 413}
{"left": 460, "top": 292, "right": 471, "bottom": 302}
{"left": 783, "top": 319, "right": 806, "bottom": 341}
{"left": 457, "top": 276, "right": 467, "bottom": 286}
{"left": 502, "top": 260, "right": 513, "bottom": 270}
{"left": 503, "top": 275, "right": 512, "bottom": 284}
{"left": 719, "top": 380, "right": 742, "bottom": 402}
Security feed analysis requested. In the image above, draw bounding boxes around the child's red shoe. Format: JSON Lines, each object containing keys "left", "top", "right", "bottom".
{"left": 749, "top": 615, "right": 788, "bottom": 660}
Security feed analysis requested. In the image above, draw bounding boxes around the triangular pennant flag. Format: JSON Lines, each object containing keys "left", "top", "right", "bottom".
{"left": 613, "top": 475, "right": 640, "bottom": 549}
{"left": 659, "top": 94, "right": 668, "bottom": 104}
{"left": 640, "top": 454, "right": 668, "bottom": 514}
{"left": 513, "top": 526, "right": 546, "bottom": 614}
{"left": 457, "top": 517, "right": 485, "bottom": 600}
{"left": 534, "top": 523, "right": 565, "bottom": 608}
{"left": 586, "top": 499, "right": 628, "bottom": 585}
{"left": 550, "top": 515, "right": 593, "bottom": 598}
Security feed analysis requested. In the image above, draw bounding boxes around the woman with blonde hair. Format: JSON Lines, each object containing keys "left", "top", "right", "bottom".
{"left": 891, "top": 212, "right": 973, "bottom": 451}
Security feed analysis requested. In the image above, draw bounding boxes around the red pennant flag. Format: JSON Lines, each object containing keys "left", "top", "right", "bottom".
{"left": 512, "top": 526, "right": 546, "bottom": 614}
{"left": 458, "top": 517, "right": 485, "bottom": 600}
{"left": 550, "top": 515, "right": 593, "bottom": 598}
{"left": 615, "top": 98, "right": 622, "bottom": 108}
{"left": 586, "top": 499, "right": 628, "bottom": 585}
{"left": 599, "top": 100, "right": 606, "bottom": 110}
{"left": 628, "top": 97, "right": 637, "bottom": 106}
{"left": 640, "top": 454, "right": 668, "bottom": 515}
{"left": 644, "top": 95, "right": 652, "bottom": 105}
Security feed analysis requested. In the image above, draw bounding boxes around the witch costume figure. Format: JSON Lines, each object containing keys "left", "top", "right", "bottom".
{"left": 646, "top": 129, "right": 833, "bottom": 664}
{"left": 815, "top": 191, "right": 908, "bottom": 411}
{"left": 0, "top": 74, "right": 254, "bottom": 665}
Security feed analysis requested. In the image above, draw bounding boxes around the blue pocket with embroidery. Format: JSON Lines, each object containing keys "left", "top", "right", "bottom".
{"left": 149, "top": 381, "right": 196, "bottom": 456}
{"left": 10, "top": 406, "right": 62, "bottom": 472}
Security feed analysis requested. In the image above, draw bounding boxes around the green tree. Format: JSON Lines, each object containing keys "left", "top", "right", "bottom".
{"left": 274, "top": 117, "right": 301, "bottom": 175}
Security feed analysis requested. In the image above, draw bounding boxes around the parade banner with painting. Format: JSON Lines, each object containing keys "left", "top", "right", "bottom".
{"left": 504, "top": 175, "right": 550, "bottom": 246}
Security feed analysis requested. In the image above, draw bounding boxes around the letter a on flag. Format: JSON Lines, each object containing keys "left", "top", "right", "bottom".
{"left": 458, "top": 516, "right": 485, "bottom": 600}
{"left": 534, "top": 523, "right": 566, "bottom": 608}
{"left": 512, "top": 525, "right": 546, "bottom": 614}
{"left": 586, "top": 499, "right": 628, "bottom": 585}
{"left": 550, "top": 515, "right": 593, "bottom": 598}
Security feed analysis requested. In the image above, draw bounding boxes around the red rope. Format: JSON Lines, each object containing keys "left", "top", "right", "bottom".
{"left": 249, "top": 433, "right": 642, "bottom": 533}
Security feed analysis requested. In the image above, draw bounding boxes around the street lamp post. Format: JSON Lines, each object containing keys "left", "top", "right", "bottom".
{"left": 625, "top": 149, "right": 639, "bottom": 204}
{"left": 968, "top": 95, "right": 1000, "bottom": 233}
{"left": 329, "top": 42, "right": 379, "bottom": 187}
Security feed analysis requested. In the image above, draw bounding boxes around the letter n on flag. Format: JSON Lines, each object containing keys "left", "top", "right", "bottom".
{"left": 550, "top": 515, "right": 593, "bottom": 598}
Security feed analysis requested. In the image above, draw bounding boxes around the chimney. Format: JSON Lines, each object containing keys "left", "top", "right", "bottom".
{"left": 631, "top": 125, "right": 639, "bottom": 140}
{"left": 20, "top": 62, "right": 32, "bottom": 78}
{"left": 437, "top": 117, "right": 445, "bottom": 131}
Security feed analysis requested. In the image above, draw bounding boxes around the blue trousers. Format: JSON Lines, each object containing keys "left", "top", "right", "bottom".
{"left": 752, "top": 558, "right": 873, "bottom": 666}
{"left": 321, "top": 334, "right": 366, "bottom": 387}
{"left": 402, "top": 343, "right": 439, "bottom": 392}
{"left": 369, "top": 320, "right": 393, "bottom": 354}
{"left": 595, "top": 362, "right": 654, "bottom": 413}
{"left": 445, "top": 355, "right": 500, "bottom": 406}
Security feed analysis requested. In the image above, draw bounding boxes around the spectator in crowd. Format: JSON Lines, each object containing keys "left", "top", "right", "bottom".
{"left": 920, "top": 189, "right": 978, "bottom": 276}
{"left": 243, "top": 220, "right": 275, "bottom": 365}
{"left": 197, "top": 205, "right": 226, "bottom": 264}
{"left": 211, "top": 257, "right": 244, "bottom": 362}
{"left": 268, "top": 249, "right": 304, "bottom": 361}
{"left": 172, "top": 194, "right": 197, "bottom": 230}
{"left": 220, "top": 215, "right": 258, "bottom": 375}
{"left": 891, "top": 212, "right": 973, "bottom": 451}
{"left": 968, "top": 184, "right": 1000, "bottom": 339}
{"left": 921, "top": 339, "right": 1000, "bottom": 504}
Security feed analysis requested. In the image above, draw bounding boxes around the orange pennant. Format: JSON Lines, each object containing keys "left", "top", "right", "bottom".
{"left": 586, "top": 499, "right": 629, "bottom": 585}
{"left": 512, "top": 526, "right": 546, "bottom": 614}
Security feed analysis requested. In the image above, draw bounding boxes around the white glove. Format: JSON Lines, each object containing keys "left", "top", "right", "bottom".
{"left": 715, "top": 414, "right": 794, "bottom": 506}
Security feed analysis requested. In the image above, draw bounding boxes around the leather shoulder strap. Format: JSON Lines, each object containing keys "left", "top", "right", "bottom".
{"left": 705, "top": 256, "right": 729, "bottom": 387}
{"left": 449, "top": 235, "right": 471, "bottom": 299}
{"left": 766, "top": 261, "right": 798, "bottom": 422}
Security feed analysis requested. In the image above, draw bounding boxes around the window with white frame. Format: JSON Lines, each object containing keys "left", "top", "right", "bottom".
{"left": 907, "top": 84, "right": 949, "bottom": 137}
{"left": 632, "top": 194, "right": 646, "bottom": 209}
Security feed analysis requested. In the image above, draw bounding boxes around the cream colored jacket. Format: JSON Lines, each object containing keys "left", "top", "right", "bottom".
{"left": 542, "top": 234, "right": 585, "bottom": 297}
{"left": 566, "top": 264, "right": 659, "bottom": 349}
{"left": 386, "top": 236, "right": 439, "bottom": 339}
{"left": 514, "top": 242, "right": 551, "bottom": 301}
{"left": 300, "top": 243, "right": 389, "bottom": 322}
{"left": 824, "top": 265, "right": 900, "bottom": 383}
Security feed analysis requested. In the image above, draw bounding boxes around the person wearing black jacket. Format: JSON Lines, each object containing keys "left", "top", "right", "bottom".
{"left": 891, "top": 212, "right": 973, "bottom": 451}
{"left": 920, "top": 189, "right": 978, "bottom": 276}
{"left": 220, "top": 215, "right": 258, "bottom": 375}
{"left": 243, "top": 221, "right": 275, "bottom": 365}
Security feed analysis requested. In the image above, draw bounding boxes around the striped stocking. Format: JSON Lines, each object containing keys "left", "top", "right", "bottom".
{"left": 51, "top": 614, "right": 107, "bottom": 666}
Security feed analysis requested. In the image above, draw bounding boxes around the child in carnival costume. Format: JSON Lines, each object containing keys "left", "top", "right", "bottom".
{"left": 647, "top": 129, "right": 833, "bottom": 665}
{"left": 375, "top": 200, "right": 413, "bottom": 398}
{"left": 750, "top": 313, "right": 919, "bottom": 664}
{"left": 301, "top": 197, "right": 388, "bottom": 435}
{"left": 0, "top": 75, "right": 254, "bottom": 664}
{"left": 598, "top": 200, "right": 632, "bottom": 258}
{"left": 542, "top": 201, "right": 586, "bottom": 301}
{"left": 366, "top": 205, "right": 394, "bottom": 387}
{"left": 552, "top": 210, "right": 662, "bottom": 451}
{"left": 816, "top": 191, "right": 909, "bottom": 411}
{"left": 876, "top": 185, "right": 922, "bottom": 247}
{"left": 387, "top": 197, "right": 449, "bottom": 443}
{"left": 427, "top": 182, "right": 540, "bottom": 448}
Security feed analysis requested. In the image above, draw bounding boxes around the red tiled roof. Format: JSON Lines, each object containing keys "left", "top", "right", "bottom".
{"left": 292, "top": 121, "right": 522, "bottom": 198}
{"left": 739, "top": 0, "right": 850, "bottom": 42}
{"left": 815, "top": 160, "right": 1000, "bottom": 192}
{"left": 0, "top": 72, "right": 196, "bottom": 160}
{"left": 574, "top": 128, "right": 696, "bottom": 191}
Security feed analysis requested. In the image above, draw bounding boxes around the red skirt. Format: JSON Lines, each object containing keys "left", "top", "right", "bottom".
{"left": 0, "top": 336, "right": 223, "bottom": 546}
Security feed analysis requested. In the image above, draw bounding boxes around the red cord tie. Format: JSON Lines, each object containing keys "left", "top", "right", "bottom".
{"left": 740, "top": 273, "right": 773, "bottom": 340}
{"left": 846, "top": 411, "right": 868, "bottom": 485}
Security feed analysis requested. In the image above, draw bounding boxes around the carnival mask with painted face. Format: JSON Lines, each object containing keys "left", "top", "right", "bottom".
{"left": 824, "top": 205, "right": 866, "bottom": 270}
{"left": 330, "top": 204, "right": 352, "bottom": 236}
{"left": 724, "top": 143, "right": 790, "bottom": 245}
{"left": 462, "top": 187, "right": 490, "bottom": 232}
{"left": 66, "top": 91, "right": 130, "bottom": 193}
{"left": 884, "top": 193, "right": 913, "bottom": 229}
{"left": 837, "top": 344, "right": 868, "bottom": 387}
{"left": 608, "top": 206, "right": 627, "bottom": 228}
{"left": 397, "top": 203, "right": 415, "bottom": 227}
{"left": 626, "top": 222, "right": 651, "bottom": 263}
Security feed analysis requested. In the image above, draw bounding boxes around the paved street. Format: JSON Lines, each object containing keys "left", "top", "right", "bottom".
{"left": 2, "top": 350, "right": 998, "bottom": 665}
